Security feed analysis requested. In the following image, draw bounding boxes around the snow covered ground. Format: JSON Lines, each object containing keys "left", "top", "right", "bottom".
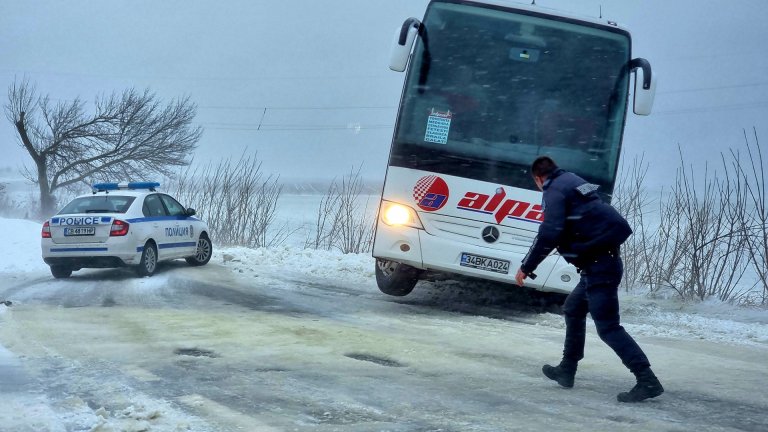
{"left": 3, "top": 211, "right": 767, "bottom": 347}
{"left": 1, "top": 205, "right": 768, "bottom": 431}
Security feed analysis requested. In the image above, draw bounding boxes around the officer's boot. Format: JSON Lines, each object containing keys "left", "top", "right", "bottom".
{"left": 542, "top": 360, "right": 577, "bottom": 388}
{"left": 617, "top": 367, "right": 664, "bottom": 402}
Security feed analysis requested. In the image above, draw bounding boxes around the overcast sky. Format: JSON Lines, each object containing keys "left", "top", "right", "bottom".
{"left": 1, "top": 0, "right": 767, "bottom": 184}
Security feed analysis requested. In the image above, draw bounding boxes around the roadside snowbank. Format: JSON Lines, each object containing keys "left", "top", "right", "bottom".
{"left": 2, "top": 217, "right": 49, "bottom": 275}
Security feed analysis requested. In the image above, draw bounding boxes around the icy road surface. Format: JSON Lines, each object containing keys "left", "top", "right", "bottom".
{"left": 1, "top": 250, "right": 767, "bottom": 432}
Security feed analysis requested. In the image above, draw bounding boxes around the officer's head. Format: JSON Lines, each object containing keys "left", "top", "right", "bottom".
{"left": 531, "top": 156, "right": 558, "bottom": 191}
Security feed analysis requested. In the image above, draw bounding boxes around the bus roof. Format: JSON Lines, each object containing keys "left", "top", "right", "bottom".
{"left": 433, "top": 0, "right": 630, "bottom": 33}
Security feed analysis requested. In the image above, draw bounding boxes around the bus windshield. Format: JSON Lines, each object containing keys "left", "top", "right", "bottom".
{"left": 390, "top": 1, "right": 631, "bottom": 195}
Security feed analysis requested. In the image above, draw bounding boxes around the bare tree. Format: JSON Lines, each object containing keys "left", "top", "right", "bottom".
{"left": 5, "top": 78, "right": 201, "bottom": 216}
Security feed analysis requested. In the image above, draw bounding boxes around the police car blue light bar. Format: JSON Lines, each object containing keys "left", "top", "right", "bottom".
{"left": 92, "top": 182, "right": 160, "bottom": 192}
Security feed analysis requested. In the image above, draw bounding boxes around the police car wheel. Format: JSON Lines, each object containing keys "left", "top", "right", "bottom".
{"left": 186, "top": 234, "right": 212, "bottom": 266}
{"left": 136, "top": 241, "right": 158, "bottom": 277}
{"left": 50, "top": 265, "right": 72, "bottom": 279}
{"left": 375, "top": 259, "right": 421, "bottom": 296}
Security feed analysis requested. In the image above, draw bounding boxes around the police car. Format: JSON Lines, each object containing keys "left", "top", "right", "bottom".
{"left": 41, "top": 182, "right": 212, "bottom": 279}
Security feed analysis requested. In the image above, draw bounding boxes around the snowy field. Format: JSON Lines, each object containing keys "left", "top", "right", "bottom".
{"left": 1, "top": 196, "right": 768, "bottom": 431}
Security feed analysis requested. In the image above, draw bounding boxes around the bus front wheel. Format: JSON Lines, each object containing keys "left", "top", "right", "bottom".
{"left": 375, "top": 259, "right": 421, "bottom": 296}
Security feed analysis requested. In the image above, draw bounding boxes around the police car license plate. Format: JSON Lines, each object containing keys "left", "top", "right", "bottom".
{"left": 460, "top": 252, "right": 510, "bottom": 274}
{"left": 64, "top": 227, "right": 96, "bottom": 236}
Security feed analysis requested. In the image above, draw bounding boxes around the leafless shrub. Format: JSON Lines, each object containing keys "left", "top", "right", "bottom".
{"left": 0, "top": 181, "right": 39, "bottom": 219}
{"left": 665, "top": 155, "right": 749, "bottom": 301}
{"left": 645, "top": 186, "right": 689, "bottom": 296}
{"left": 733, "top": 128, "right": 768, "bottom": 305}
{"left": 613, "top": 155, "right": 654, "bottom": 291}
{"left": 614, "top": 156, "right": 690, "bottom": 296}
{"left": 0, "top": 183, "right": 11, "bottom": 215}
{"left": 304, "top": 165, "right": 375, "bottom": 254}
{"left": 169, "top": 154, "right": 290, "bottom": 248}
{"left": 304, "top": 182, "right": 342, "bottom": 251}
{"left": 615, "top": 146, "right": 754, "bottom": 304}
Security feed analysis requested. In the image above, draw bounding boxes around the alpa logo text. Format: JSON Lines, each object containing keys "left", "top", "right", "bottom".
{"left": 457, "top": 187, "right": 543, "bottom": 224}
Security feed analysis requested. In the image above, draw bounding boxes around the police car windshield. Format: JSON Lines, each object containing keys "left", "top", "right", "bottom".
{"left": 59, "top": 196, "right": 136, "bottom": 214}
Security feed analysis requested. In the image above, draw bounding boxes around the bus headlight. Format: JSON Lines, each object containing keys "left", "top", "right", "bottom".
{"left": 380, "top": 201, "right": 423, "bottom": 229}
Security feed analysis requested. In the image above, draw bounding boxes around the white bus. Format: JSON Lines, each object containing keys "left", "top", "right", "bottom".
{"left": 372, "top": 0, "right": 656, "bottom": 297}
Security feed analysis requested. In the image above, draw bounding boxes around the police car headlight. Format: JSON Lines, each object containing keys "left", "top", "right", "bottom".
{"left": 380, "top": 201, "right": 423, "bottom": 229}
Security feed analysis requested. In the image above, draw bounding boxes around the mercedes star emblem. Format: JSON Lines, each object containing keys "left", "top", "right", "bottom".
{"left": 481, "top": 226, "right": 500, "bottom": 243}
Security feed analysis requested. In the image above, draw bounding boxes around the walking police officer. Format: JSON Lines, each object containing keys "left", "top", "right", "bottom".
{"left": 515, "top": 156, "right": 663, "bottom": 403}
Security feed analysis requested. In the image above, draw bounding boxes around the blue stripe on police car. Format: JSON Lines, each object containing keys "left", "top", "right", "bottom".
{"left": 159, "top": 242, "right": 197, "bottom": 249}
{"left": 51, "top": 247, "right": 109, "bottom": 253}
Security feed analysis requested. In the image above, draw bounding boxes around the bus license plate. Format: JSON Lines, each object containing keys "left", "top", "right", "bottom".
{"left": 460, "top": 252, "right": 510, "bottom": 274}
{"left": 64, "top": 227, "right": 96, "bottom": 236}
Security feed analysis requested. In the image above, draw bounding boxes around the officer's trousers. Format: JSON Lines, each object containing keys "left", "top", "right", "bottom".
{"left": 561, "top": 254, "right": 651, "bottom": 373}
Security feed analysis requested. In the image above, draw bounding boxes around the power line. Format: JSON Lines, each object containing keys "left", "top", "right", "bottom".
{"left": 198, "top": 105, "right": 396, "bottom": 111}
{"left": 655, "top": 101, "right": 768, "bottom": 115}
{"left": 9, "top": 75, "right": 768, "bottom": 120}
{"left": 658, "top": 81, "right": 768, "bottom": 95}
{"left": 653, "top": 49, "right": 765, "bottom": 62}
{"left": 0, "top": 68, "right": 392, "bottom": 83}
{"left": 199, "top": 123, "right": 394, "bottom": 132}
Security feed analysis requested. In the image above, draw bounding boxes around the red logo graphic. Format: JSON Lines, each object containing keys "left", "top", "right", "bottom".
{"left": 413, "top": 176, "right": 450, "bottom": 211}
{"left": 457, "top": 187, "right": 544, "bottom": 224}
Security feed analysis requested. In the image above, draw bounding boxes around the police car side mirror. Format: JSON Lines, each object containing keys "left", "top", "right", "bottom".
{"left": 185, "top": 207, "right": 196, "bottom": 216}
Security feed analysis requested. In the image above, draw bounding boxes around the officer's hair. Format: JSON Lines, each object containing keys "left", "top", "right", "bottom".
{"left": 531, "top": 156, "right": 559, "bottom": 178}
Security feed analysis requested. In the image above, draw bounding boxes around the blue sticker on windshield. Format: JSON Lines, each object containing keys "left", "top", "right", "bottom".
{"left": 425, "top": 109, "right": 452, "bottom": 144}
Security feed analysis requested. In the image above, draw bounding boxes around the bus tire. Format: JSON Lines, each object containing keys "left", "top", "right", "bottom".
{"left": 375, "top": 259, "right": 421, "bottom": 296}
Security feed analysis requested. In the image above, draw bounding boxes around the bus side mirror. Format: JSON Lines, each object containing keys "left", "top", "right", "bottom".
{"left": 631, "top": 58, "right": 657, "bottom": 116}
{"left": 389, "top": 18, "right": 421, "bottom": 72}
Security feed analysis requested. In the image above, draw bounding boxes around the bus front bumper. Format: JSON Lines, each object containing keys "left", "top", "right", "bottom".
{"left": 373, "top": 223, "right": 578, "bottom": 294}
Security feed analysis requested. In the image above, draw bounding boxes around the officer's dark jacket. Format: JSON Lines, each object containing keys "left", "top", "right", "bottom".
{"left": 520, "top": 169, "right": 632, "bottom": 274}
